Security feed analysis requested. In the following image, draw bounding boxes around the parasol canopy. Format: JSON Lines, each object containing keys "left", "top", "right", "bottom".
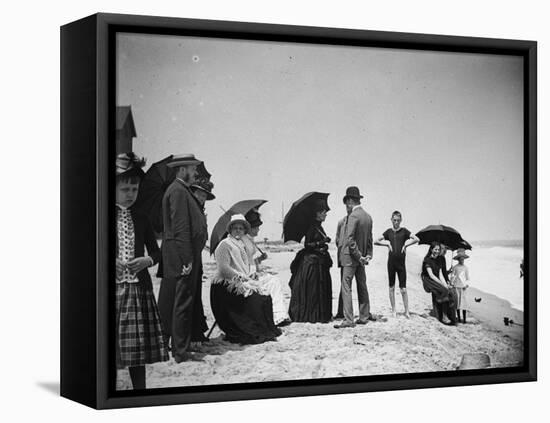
{"left": 415, "top": 224, "right": 471, "bottom": 251}
{"left": 456, "top": 239, "right": 473, "bottom": 250}
{"left": 283, "top": 192, "right": 330, "bottom": 243}
{"left": 210, "top": 199, "right": 268, "bottom": 254}
{"left": 133, "top": 154, "right": 211, "bottom": 233}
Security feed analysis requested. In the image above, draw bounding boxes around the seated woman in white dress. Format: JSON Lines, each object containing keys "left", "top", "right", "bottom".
{"left": 243, "top": 210, "right": 291, "bottom": 326}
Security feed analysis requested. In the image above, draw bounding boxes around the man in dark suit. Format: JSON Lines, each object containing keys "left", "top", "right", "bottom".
{"left": 188, "top": 179, "right": 216, "bottom": 345}
{"left": 335, "top": 186, "right": 374, "bottom": 328}
{"left": 159, "top": 154, "right": 208, "bottom": 363}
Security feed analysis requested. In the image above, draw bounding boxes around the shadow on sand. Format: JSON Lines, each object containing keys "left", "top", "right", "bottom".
{"left": 196, "top": 335, "right": 248, "bottom": 356}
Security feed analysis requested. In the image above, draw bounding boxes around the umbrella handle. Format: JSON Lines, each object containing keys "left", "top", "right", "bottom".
{"left": 315, "top": 227, "right": 329, "bottom": 240}
{"left": 206, "top": 321, "right": 217, "bottom": 339}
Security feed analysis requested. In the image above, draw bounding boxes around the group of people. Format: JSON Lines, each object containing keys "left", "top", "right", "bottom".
{"left": 114, "top": 152, "right": 472, "bottom": 390}
{"left": 421, "top": 243, "right": 471, "bottom": 325}
{"left": 286, "top": 187, "right": 470, "bottom": 329}
{"left": 114, "top": 152, "right": 290, "bottom": 389}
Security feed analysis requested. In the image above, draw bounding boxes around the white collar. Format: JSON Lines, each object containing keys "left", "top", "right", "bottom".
{"left": 228, "top": 234, "right": 244, "bottom": 244}
{"left": 176, "top": 177, "right": 190, "bottom": 187}
{"left": 352, "top": 205, "right": 362, "bottom": 212}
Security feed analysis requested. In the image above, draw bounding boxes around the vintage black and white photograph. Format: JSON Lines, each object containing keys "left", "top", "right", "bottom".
{"left": 113, "top": 32, "right": 525, "bottom": 390}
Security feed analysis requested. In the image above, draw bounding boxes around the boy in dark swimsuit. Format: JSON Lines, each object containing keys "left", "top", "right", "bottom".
{"left": 375, "top": 211, "right": 419, "bottom": 318}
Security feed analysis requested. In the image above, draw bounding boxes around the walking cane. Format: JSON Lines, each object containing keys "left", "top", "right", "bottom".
{"left": 206, "top": 320, "right": 217, "bottom": 339}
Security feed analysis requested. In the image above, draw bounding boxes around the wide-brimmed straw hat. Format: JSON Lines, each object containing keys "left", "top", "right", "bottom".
{"left": 342, "top": 186, "right": 364, "bottom": 203}
{"left": 226, "top": 214, "right": 251, "bottom": 234}
{"left": 166, "top": 153, "right": 202, "bottom": 168}
{"left": 191, "top": 179, "right": 215, "bottom": 200}
{"left": 453, "top": 248, "right": 470, "bottom": 260}
{"left": 115, "top": 152, "right": 146, "bottom": 179}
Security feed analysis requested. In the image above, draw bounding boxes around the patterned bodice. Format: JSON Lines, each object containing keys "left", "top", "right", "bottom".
{"left": 117, "top": 207, "right": 138, "bottom": 283}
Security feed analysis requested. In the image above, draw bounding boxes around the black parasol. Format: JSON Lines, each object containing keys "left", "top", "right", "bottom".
{"left": 210, "top": 199, "right": 268, "bottom": 254}
{"left": 133, "top": 155, "right": 211, "bottom": 233}
{"left": 415, "top": 224, "right": 471, "bottom": 251}
{"left": 283, "top": 192, "right": 330, "bottom": 243}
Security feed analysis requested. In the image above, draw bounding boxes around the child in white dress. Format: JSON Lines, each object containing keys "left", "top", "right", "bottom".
{"left": 450, "top": 249, "right": 470, "bottom": 323}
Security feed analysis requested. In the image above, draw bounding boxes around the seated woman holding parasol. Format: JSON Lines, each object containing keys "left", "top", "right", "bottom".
{"left": 210, "top": 214, "right": 282, "bottom": 344}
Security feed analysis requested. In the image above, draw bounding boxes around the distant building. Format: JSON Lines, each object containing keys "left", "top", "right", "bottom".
{"left": 116, "top": 106, "right": 137, "bottom": 154}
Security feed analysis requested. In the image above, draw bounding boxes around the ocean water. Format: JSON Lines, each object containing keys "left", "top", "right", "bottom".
{"left": 224, "top": 240, "right": 525, "bottom": 312}
{"left": 389, "top": 241, "right": 524, "bottom": 312}
{"left": 466, "top": 243, "right": 524, "bottom": 311}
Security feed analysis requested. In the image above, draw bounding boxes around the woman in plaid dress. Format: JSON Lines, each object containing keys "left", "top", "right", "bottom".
{"left": 115, "top": 153, "right": 169, "bottom": 389}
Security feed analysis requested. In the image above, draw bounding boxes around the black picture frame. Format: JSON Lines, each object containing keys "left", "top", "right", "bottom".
{"left": 60, "top": 12, "right": 537, "bottom": 409}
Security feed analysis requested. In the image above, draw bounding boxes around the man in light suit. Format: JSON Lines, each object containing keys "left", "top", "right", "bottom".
{"left": 159, "top": 154, "right": 208, "bottom": 363}
{"left": 335, "top": 186, "right": 374, "bottom": 328}
{"left": 334, "top": 213, "right": 349, "bottom": 319}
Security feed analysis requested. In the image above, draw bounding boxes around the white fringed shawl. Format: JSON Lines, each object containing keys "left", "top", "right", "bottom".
{"left": 213, "top": 235, "right": 258, "bottom": 296}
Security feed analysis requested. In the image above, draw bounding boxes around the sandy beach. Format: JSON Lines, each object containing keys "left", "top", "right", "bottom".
{"left": 116, "top": 244, "right": 524, "bottom": 390}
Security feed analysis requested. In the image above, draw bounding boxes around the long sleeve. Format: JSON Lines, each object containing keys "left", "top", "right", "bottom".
{"left": 347, "top": 214, "right": 363, "bottom": 261}
{"left": 335, "top": 220, "right": 343, "bottom": 247}
{"left": 440, "top": 257, "right": 450, "bottom": 282}
{"left": 143, "top": 215, "right": 161, "bottom": 265}
{"left": 304, "top": 225, "right": 318, "bottom": 247}
{"left": 243, "top": 235, "right": 260, "bottom": 262}
{"left": 214, "top": 242, "right": 242, "bottom": 280}
{"left": 366, "top": 215, "right": 373, "bottom": 258}
{"left": 169, "top": 188, "right": 193, "bottom": 264}
{"left": 213, "top": 242, "right": 258, "bottom": 297}
{"left": 305, "top": 224, "right": 329, "bottom": 251}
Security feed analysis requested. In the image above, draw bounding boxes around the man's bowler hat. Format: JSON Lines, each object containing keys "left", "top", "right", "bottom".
{"left": 343, "top": 186, "right": 364, "bottom": 203}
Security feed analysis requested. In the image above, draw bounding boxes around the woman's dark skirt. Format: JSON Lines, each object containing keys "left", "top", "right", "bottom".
{"left": 422, "top": 275, "right": 450, "bottom": 303}
{"left": 288, "top": 252, "right": 333, "bottom": 323}
{"left": 210, "top": 282, "right": 282, "bottom": 345}
{"left": 421, "top": 276, "right": 457, "bottom": 323}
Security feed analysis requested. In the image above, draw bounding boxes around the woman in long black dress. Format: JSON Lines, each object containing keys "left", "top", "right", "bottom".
{"left": 288, "top": 200, "right": 333, "bottom": 323}
{"left": 210, "top": 214, "right": 282, "bottom": 344}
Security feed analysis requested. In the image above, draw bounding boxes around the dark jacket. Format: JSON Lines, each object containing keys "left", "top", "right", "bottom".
{"left": 437, "top": 255, "right": 450, "bottom": 283}
{"left": 290, "top": 222, "right": 333, "bottom": 275}
{"left": 116, "top": 208, "right": 160, "bottom": 291}
{"left": 161, "top": 179, "right": 208, "bottom": 278}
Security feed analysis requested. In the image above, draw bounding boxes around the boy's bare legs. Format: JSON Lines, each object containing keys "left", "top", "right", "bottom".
{"left": 400, "top": 287, "right": 410, "bottom": 318}
{"left": 389, "top": 286, "right": 397, "bottom": 317}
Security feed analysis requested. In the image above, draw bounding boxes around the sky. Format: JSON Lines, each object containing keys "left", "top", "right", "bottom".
{"left": 116, "top": 33, "right": 524, "bottom": 243}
